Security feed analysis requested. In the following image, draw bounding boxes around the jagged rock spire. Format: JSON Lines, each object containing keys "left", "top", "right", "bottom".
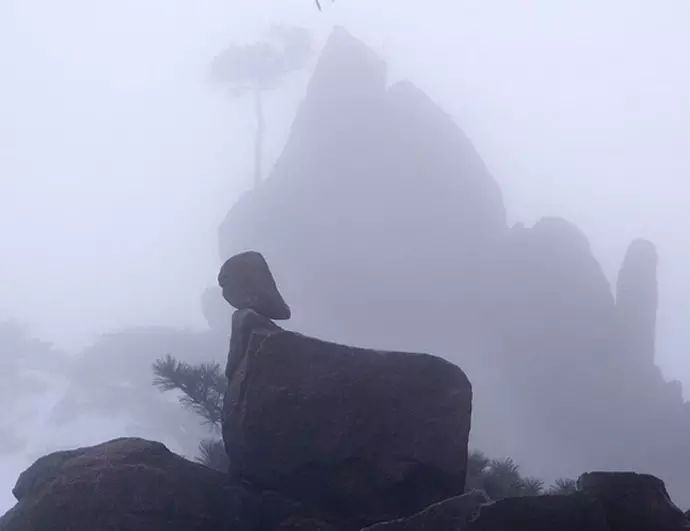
{"left": 615, "top": 239, "right": 658, "bottom": 366}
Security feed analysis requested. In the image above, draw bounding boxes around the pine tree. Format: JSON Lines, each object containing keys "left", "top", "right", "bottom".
{"left": 152, "top": 355, "right": 228, "bottom": 471}
{"left": 209, "top": 26, "right": 311, "bottom": 188}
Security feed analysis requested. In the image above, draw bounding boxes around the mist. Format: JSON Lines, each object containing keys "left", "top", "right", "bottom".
{"left": 1, "top": 0, "right": 690, "bottom": 518}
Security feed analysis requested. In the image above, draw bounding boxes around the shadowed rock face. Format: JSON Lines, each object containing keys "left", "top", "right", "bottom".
{"left": 218, "top": 251, "right": 291, "bottom": 320}
{"left": 467, "top": 494, "right": 610, "bottom": 531}
{"left": 578, "top": 472, "right": 690, "bottom": 531}
{"left": 223, "top": 325, "right": 472, "bottom": 529}
{"left": 4, "top": 440, "right": 690, "bottom": 531}
{"left": 362, "top": 490, "right": 489, "bottom": 531}
{"left": 0, "top": 438, "right": 254, "bottom": 531}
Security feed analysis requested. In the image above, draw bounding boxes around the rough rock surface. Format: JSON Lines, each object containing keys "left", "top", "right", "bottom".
{"left": 277, "top": 516, "right": 339, "bottom": 531}
{"left": 578, "top": 472, "right": 690, "bottom": 531}
{"left": 223, "top": 327, "right": 472, "bottom": 529}
{"left": 0, "top": 438, "right": 253, "bottom": 531}
{"left": 467, "top": 494, "right": 610, "bottom": 531}
{"left": 218, "top": 251, "right": 291, "bottom": 320}
{"left": 218, "top": 26, "right": 506, "bottom": 354}
{"left": 227, "top": 308, "right": 282, "bottom": 380}
{"left": 361, "top": 490, "right": 488, "bottom": 531}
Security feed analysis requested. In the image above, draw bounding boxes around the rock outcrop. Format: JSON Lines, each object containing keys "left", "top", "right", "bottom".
{"left": 223, "top": 326, "right": 472, "bottom": 529}
{"left": 218, "top": 251, "right": 291, "bottom": 320}
{"left": 467, "top": 494, "right": 610, "bottom": 531}
{"left": 363, "top": 471, "right": 690, "bottom": 531}
{"left": 615, "top": 239, "right": 658, "bottom": 368}
{"left": 6, "top": 438, "right": 690, "bottom": 531}
{"left": 578, "top": 472, "right": 690, "bottom": 531}
{"left": 0, "top": 438, "right": 254, "bottom": 531}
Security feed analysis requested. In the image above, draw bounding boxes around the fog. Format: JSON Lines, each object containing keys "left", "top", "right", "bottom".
{"left": 1, "top": 0, "right": 690, "bottom": 515}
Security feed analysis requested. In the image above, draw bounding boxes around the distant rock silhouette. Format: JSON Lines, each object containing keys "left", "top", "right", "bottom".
{"left": 219, "top": 27, "right": 505, "bottom": 351}
{"left": 217, "top": 27, "right": 690, "bottom": 505}
{"left": 218, "top": 251, "right": 291, "bottom": 320}
{"left": 615, "top": 239, "right": 658, "bottom": 369}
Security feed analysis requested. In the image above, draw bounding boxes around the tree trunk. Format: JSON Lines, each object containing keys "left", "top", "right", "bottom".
{"left": 253, "top": 89, "right": 264, "bottom": 188}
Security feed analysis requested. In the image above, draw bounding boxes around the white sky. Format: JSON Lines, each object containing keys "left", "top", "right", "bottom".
{"left": 1, "top": 0, "right": 689, "bottom": 384}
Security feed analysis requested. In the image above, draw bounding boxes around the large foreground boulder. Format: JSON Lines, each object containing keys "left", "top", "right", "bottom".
{"left": 0, "top": 438, "right": 253, "bottom": 531}
{"left": 223, "top": 328, "right": 472, "bottom": 529}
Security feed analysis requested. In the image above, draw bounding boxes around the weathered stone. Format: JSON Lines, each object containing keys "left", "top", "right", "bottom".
{"left": 0, "top": 438, "right": 254, "bottom": 531}
{"left": 223, "top": 329, "right": 472, "bottom": 529}
{"left": 362, "top": 490, "right": 488, "bottom": 531}
{"left": 218, "top": 251, "right": 291, "bottom": 319}
{"left": 468, "top": 494, "right": 610, "bottom": 531}
{"left": 578, "top": 472, "right": 690, "bottom": 531}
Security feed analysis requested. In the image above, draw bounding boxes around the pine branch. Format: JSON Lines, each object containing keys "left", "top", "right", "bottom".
{"left": 152, "top": 355, "right": 226, "bottom": 426}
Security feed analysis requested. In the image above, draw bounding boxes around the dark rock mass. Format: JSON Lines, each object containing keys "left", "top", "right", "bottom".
{"left": 578, "top": 472, "right": 690, "bottom": 531}
{"left": 467, "top": 494, "right": 610, "bottom": 531}
{"left": 277, "top": 517, "right": 340, "bottom": 531}
{"left": 223, "top": 323, "right": 472, "bottom": 529}
{"left": 361, "top": 490, "right": 489, "bottom": 531}
{"left": 217, "top": 27, "right": 690, "bottom": 504}
{"left": 218, "top": 250, "right": 291, "bottom": 320}
{"left": 0, "top": 438, "right": 254, "bottom": 531}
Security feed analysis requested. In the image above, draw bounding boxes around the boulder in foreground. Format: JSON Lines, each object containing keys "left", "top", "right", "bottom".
{"left": 223, "top": 328, "right": 473, "bottom": 529}
{"left": 0, "top": 438, "right": 253, "bottom": 531}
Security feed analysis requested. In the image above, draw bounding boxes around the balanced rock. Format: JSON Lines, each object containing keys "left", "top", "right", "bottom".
{"left": 0, "top": 438, "right": 254, "bottom": 531}
{"left": 362, "top": 490, "right": 489, "bottom": 531}
{"left": 223, "top": 326, "right": 472, "bottom": 529}
{"left": 578, "top": 472, "right": 690, "bottom": 531}
{"left": 218, "top": 251, "right": 291, "bottom": 320}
